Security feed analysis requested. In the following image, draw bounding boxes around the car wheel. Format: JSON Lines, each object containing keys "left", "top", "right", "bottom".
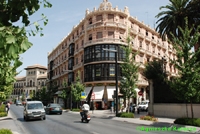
{"left": 24, "top": 116, "right": 26, "bottom": 121}
{"left": 43, "top": 116, "right": 46, "bottom": 120}
{"left": 60, "top": 112, "right": 62, "bottom": 115}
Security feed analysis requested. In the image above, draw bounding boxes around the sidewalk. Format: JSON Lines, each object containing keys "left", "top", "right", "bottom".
{"left": 68, "top": 110, "right": 200, "bottom": 133}
{"left": 0, "top": 111, "right": 21, "bottom": 134}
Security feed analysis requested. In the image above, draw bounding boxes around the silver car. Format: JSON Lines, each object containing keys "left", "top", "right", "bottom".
{"left": 23, "top": 101, "right": 46, "bottom": 121}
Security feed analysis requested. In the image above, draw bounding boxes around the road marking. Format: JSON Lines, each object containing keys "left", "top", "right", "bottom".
{"left": 91, "top": 132, "right": 100, "bottom": 134}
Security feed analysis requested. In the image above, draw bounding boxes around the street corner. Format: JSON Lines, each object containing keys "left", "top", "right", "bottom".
{"left": 0, "top": 116, "right": 12, "bottom": 121}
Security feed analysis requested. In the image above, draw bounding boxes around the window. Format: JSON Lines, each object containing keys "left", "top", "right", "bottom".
{"left": 89, "top": 34, "right": 92, "bottom": 40}
{"left": 96, "top": 15, "right": 102, "bottom": 22}
{"left": 81, "top": 40, "right": 84, "bottom": 46}
{"left": 95, "top": 46, "right": 101, "bottom": 58}
{"left": 119, "top": 16, "right": 124, "bottom": 23}
{"left": 108, "top": 14, "right": 114, "bottom": 21}
{"left": 82, "top": 25, "right": 84, "bottom": 30}
{"left": 89, "top": 18, "right": 92, "bottom": 24}
{"left": 96, "top": 32, "right": 102, "bottom": 39}
{"left": 108, "top": 31, "right": 114, "bottom": 38}
{"left": 140, "top": 55, "right": 143, "bottom": 63}
{"left": 146, "top": 31, "right": 148, "bottom": 36}
{"left": 109, "top": 64, "right": 115, "bottom": 76}
{"left": 76, "top": 57, "right": 78, "bottom": 65}
{"left": 81, "top": 54, "right": 83, "bottom": 62}
{"left": 109, "top": 45, "right": 115, "bottom": 58}
{"left": 139, "top": 41, "right": 142, "bottom": 48}
{"left": 95, "top": 64, "right": 101, "bottom": 76}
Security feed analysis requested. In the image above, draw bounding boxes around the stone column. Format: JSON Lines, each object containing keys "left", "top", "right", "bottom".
{"left": 148, "top": 79, "right": 154, "bottom": 115}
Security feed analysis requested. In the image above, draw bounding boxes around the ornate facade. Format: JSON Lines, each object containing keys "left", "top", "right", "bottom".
{"left": 12, "top": 64, "right": 47, "bottom": 100}
{"left": 47, "top": 0, "right": 177, "bottom": 110}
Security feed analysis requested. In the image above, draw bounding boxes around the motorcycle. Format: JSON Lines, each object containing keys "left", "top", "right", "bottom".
{"left": 81, "top": 111, "right": 91, "bottom": 123}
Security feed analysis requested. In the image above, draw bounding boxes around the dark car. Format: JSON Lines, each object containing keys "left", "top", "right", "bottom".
{"left": 45, "top": 103, "right": 62, "bottom": 115}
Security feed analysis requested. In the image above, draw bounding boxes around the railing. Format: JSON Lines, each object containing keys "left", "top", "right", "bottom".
{"left": 137, "top": 80, "right": 149, "bottom": 86}
{"left": 85, "top": 38, "right": 123, "bottom": 47}
{"left": 73, "top": 62, "right": 83, "bottom": 70}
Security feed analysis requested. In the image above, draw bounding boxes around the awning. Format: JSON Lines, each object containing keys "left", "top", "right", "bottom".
{"left": 107, "top": 86, "right": 117, "bottom": 100}
{"left": 54, "top": 91, "right": 63, "bottom": 95}
{"left": 93, "top": 86, "right": 104, "bottom": 101}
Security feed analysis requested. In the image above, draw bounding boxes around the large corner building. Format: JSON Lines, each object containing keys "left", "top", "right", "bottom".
{"left": 47, "top": 0, "right": 177, "bottom": 110}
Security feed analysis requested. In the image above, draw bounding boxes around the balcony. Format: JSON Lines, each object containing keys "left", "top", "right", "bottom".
{"left": 73, "top": 62, "right": 83, "bottom": 70}
{"left": 145, "top": 36, "right": 151, "bottom": 42}
{"left": 80, "top": 30, "right": 85, "bottom": 36}
{"left": 130, "top": 28, "right": 137, "bottom": 35}
{"left": 85, "top": 38, "right": 124, "bottom": 47}
{"left": 145, "top": 50, "right": 152, "bottom": 56}
{"left": 118, "top": 23, "right": 126, "bottom": 30}
{"left": 139, "top": 47, "right": 146, "bottom": 53}
{"left": 152, "top": 39, "right": 157, "bottom": 45}
{"left": 105, "top": 22, "right": 117, "bottom": 27}
{"left": 138, "top": 32, "right": 144, "bottom": 38}
{"left": 136, "top": 80, "right": 149, "bottom": 86}
{"left": 74, "top": 46, "right": 84, "bottom": 55}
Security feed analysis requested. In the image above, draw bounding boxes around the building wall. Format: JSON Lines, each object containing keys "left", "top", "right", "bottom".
{"left": 153, "top": 103, "right": 200, "bottom": 118}
{"left": 12, "top": 65, "right": 47, "bottom": 100}
{"left": 47, "top": 0, "right": 177, "bottom": 107}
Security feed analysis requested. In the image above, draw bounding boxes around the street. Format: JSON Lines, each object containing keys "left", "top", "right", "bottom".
{"left": 1, "top": 105, "right": 189, "bottom": 134}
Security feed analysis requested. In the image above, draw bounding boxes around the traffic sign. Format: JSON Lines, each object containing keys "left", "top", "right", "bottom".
{"left": 138, "top": 91, "right": 143, "bottom": 96}
{"left": 81, "top": 92, "right": 86, "bottom": 99}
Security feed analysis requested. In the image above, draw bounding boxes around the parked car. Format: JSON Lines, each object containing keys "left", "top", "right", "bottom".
{"left": 45, "top": 103, "right": 62, "bottom": 115}
{"left": 16, "top": 100, "right": 22, "bottom": 106}
{"left": 138, "top": 100, "right": 149, "bottom": 112}
{"left": 23, "top": 101, "right": 46, "bottom": 121}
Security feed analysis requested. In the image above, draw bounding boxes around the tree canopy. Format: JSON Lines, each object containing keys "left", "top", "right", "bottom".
{"left": 0, "top": 0, "right": 52, "bottom": 101}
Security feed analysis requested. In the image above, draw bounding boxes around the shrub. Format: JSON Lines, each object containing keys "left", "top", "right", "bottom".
{"left": 140, "top": 115, "right": 158, "bottom": 121}
{"left": 174, "top": 118, "right": 200, "bottom": 127}
{"left": 0, "top": 112, "right": 7, "bottom": 117}
{"left": 71, "top": 108, "right": 80, "bottom": 112}
{"left": 117, "top": 112, "right": 134, "bottom": 118}
{"left": 0, "top": 129, "right": 12, "bottom": 134}
{"left": 0, "top": 105, "right": 6, "bottom": 112}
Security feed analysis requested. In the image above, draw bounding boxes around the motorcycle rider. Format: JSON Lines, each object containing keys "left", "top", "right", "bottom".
{"left": 80, "top": 101, "right": 90, "bottom": 119}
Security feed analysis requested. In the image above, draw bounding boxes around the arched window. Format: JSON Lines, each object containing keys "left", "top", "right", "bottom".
{"left": 30, "top": 80, "right": 32, "bottom": 87}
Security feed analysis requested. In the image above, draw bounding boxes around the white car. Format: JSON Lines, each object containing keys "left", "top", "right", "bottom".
{"left": 23, "top": 101, "right": 46, "bottom": 121}
{"left": 138, "top": 101, "right": 149, "bottom": 112}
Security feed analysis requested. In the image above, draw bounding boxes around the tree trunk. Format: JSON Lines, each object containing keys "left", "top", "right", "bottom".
{"left": 186, "top": 103, "right": 188, "bottom": 118}
{"left": 127, "top": 98, "right": 130, "bottom": 113}
{"left": 190, "top": 99, "right": 194, "bottom": 118}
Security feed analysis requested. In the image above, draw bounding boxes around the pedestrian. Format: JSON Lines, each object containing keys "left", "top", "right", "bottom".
{"left": 6, "top": 102, "right": 10, "bottom": 114}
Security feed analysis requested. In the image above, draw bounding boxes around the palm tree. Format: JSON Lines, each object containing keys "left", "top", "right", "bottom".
{"left": 155, "top": 0, "right": 191, "bottom": 41}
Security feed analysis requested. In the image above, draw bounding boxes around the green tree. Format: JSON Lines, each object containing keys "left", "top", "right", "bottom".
{"left": 0, "top": 0, "right": 52, "bottom": 100}
{"left": 169, "top": 22, "right": 200, "bottom": 118}
{"left": 59, "top": 82, "right": 70, "bottom": 109}
{"left": 120, "top": 36, "right": 139, "bottom": 113}
{"left": 70, "top": 71, "right": 85, "bottom": 108}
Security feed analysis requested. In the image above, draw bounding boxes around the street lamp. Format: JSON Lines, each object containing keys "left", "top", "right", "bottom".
{"left": 63, "top": 70, "right": 73, "bottom": 111}
{"left": 103, "top": 48, "right": 119, "bottom": 116}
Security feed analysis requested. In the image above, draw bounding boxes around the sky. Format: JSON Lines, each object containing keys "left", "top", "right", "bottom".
{"left": 16, "top": 0, "right": 170, "bottom": 76}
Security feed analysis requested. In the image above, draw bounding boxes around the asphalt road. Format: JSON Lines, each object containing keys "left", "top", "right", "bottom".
{"left": 10, "top": 105, "right": 187, "bottom": 134}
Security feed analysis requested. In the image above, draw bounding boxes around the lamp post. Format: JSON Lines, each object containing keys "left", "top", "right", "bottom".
{"left": 63, "top": 70, "right": 73, "bottom": 111}
{"left": 103, "top": 48, "right": 118, "bottom": 116}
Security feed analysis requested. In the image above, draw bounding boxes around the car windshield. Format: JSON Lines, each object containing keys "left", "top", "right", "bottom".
{"left": 140, "top": 102, "right": 147, "bottom": 105}
{"left": 27, "top": 103, "right": 43, "bottom": 109}
{"left": 50, "top": 104, "right": 60, "bottom": 107}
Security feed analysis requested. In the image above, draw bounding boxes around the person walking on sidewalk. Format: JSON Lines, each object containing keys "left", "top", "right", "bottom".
{"left": 6, "top": 102, "right": 10, "bottom": 114}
